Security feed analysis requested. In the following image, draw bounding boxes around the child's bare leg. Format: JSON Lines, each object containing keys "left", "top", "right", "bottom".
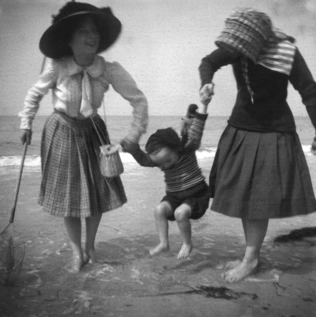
{"left": 150, "top": 202, "right": 173, "bottom": 256}
{"left": 84, "top": 214, "right": 102, "bottom": 263}
{"left": 223, "top": 218, "right": 268, "bottom": 283}
{"left": 175, "top": 204, "right": 193, "bottom": 259}
{"left": 64, "top": 217, "right": 84, "bottom": 273}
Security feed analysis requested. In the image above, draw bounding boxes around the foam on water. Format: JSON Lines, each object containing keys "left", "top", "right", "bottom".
{"left": 0, "top": 145, "right": 313, "bottom": 167}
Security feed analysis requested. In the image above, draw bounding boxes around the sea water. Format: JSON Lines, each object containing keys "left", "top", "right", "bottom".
{"left": 0, "top": 115, "right": 314, "bottom": 167}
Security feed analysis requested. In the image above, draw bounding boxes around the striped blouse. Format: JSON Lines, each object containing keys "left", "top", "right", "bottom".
{"left": 131, "top": 112, "right": 208, "bottom": 192}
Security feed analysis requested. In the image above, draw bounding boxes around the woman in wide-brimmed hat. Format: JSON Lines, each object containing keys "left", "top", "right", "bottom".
{"left": 18, "top": 1, "right": 148, "bottom": 273}
{"left": 199, "top": 8, "right": 316, "bottom": 282}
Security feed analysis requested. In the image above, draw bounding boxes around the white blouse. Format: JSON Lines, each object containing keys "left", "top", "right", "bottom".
{"left": 19, "top": 55, "right": 148, "bottom": 144}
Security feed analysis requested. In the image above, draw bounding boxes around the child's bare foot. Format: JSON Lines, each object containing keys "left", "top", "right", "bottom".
{"left": 149, "top": 243, "right": 170, "bottom": 256}
{"left": 177, "top": 243, "right": 193, "bottom": 259}
{"left": 222, "top": 259, "right": 259, "bottom": 283}
{"left": 63, "top": 256, "right": 84, "bottom": 273}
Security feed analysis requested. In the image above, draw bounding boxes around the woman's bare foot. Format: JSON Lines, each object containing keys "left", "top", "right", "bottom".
{"left": 63, "top": 256, "right": 84, "bottom": 273}
{"left": 222, "top": 259, "right": 259, "bottom": 283}
{"left": 225, "top": 259, "right": 242, "bottom": 269}
{"left": 83, "top": 249, "right": 97, "bottom": 264}
{"left": 177, "top": 243, "right": 193, "bottom": 259}
{"left": 216, "top": 259, "right": 242, "bottom": 270}
{"left": 149, "top": 243, "right": 170, "bottom": 256}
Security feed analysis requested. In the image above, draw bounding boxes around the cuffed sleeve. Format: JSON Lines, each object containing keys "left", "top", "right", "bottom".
{"left": 18, "top": 58, "right": 57, "bottom": 129}
{"left": 199, "top": 48, "right": 240, "bottom": 88}
{"left": 108, "top": 62, "right": 148, "bottom": 144}
{"left": 289, "top": 49, "right": 316, "bottom": 129}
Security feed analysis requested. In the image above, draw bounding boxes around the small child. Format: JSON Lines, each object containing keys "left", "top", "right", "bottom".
{"left": 129, "top": 100, "right": 211, "bottom": 259}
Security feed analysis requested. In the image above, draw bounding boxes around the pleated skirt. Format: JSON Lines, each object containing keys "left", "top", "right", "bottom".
{"left": 38, "top": 111, "right": 127, "bottom": 218}
{"left": 209, "top": 125, "right": 316, "bottom": 219}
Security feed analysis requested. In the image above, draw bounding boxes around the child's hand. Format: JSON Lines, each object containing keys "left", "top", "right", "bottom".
{"left": 180, "top": 117, "right": 194, "bottom": 135}
{"left": 199, "top": 83, "right": 215, "bottom": 106}
{"left": 120, "top": 139, "right": 139, "bottom": 153}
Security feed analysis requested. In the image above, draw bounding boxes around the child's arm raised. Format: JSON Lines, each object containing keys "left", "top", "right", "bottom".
{"left": 129, "top": 144, "right": 156, "bottom": 167}
{"left": 184, "top": 112, "right": 208, "bottom": 151}
{"left": 184, "top": 84, "right": 214, "bottom": 150}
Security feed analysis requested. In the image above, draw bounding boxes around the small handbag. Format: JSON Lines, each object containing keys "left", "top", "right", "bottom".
{"left": 91, "top": 117, "right": 124, "bottom": 178}
{"left": 99, "top": 144, "right": 124, "bottom": 178}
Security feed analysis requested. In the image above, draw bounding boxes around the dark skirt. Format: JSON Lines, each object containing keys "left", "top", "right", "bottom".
{"left": 209, "top": 125, "right": 316, "bottom": 219}
{"left": 38, "top": 111, "right": 127, "bottom": 218}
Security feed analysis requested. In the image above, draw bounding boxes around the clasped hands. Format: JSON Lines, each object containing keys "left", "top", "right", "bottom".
{"left": 199, "top": 83, "right": 215, "bottom": 106}
{"left": 100, "top": 144, "right": 122, "bottom": 156}
{"left": 101, "top": 139, "right": 139, "bottom": 156}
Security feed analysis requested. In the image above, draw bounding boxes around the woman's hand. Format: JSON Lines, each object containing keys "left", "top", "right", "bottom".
{"left": 20, "top": 129, "right": 32, "bottom": 145}
{"left": 100, "top": 144, "right": 122, "bottom": 156}
{"left": 199, "top": 83, "right": 215, "bottom": 106}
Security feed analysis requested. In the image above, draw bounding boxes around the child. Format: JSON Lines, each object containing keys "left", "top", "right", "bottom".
{"left": 129, "top": 97, "right": 212, "bottom": 259}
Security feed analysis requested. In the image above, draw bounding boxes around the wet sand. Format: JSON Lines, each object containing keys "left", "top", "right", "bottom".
{"left": 0, "top": 157, "right": 315, "bottom": 317}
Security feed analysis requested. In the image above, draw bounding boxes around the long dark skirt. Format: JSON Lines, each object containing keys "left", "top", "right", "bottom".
{"left": 209, "top": 125, "right": 316, "bottom": 219}
{"left": 38, "top": 111, "right": 127, "bottom": 218}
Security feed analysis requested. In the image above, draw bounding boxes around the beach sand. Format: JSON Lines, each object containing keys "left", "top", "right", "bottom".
{"left": 0, "top": 157, "right": 315, "bottom": 317}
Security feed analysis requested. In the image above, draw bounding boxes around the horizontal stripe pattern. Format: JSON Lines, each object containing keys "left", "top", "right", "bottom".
{"left": 164, "top": 152, "right": 205, "bottom": 192}
{"left": 258, "top": 40, "right": 296, "bottom": 75}
{"left": 164, "top": 114, "right": 207, "bottom": 192}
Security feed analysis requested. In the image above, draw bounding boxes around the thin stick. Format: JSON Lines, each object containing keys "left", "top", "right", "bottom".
{"left": 40, "top": 57, "right": 46, "bottom": 75}
{"left": 9, "top": 142, "right": 28, "bottom": 224}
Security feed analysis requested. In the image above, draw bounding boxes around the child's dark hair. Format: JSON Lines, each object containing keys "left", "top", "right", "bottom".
{"left": 145, "top": 128, "right": 182, "bottom": 154}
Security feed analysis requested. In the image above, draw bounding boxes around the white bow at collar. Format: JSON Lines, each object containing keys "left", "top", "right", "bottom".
{"left": 66, "top": 55, "right": 104, "bottom": 78}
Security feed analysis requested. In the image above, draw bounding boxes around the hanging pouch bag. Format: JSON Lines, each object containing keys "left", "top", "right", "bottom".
{"left": 91, "top": 118, "right": 124, "bottom": 178}
{"left": 99, "top": 144, "right": 124, "bottom": 178}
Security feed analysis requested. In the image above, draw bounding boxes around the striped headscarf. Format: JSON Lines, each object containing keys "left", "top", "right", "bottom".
{"left": 257, "top": 28, "right": 296, "bottom": 75}
{"left": 216, "top": 8, "right": 296, "bottom": 76}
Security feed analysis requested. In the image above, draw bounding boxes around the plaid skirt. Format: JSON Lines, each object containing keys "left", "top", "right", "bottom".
{"left": 209, "top": 125, "right": 316, "bottom": 219}
{"left": 38, "top": 111, "right": 127, "bottom": 218}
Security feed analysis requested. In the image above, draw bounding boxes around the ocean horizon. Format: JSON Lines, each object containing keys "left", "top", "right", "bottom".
{"left": 0, "top": 114, "right": 315, "bottom": 167}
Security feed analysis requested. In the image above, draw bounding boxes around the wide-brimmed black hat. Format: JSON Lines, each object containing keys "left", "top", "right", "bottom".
{"left": 39, "top": 2, "right": 122, "bottom": 59}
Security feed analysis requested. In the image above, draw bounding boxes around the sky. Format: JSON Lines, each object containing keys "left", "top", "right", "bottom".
{"left": 0, "top": 0, "right": 315, "bottom": 117}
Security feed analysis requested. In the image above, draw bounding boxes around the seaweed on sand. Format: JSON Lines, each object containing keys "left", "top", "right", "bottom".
{"left": 274, "top": 227, "right": 316, "bottom": 243}
{"left": 142, "top": 285, "right": 258, "bottom": 300}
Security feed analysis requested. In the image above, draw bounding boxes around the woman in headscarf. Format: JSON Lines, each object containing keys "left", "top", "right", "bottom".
{"left": 199, "top": 8, "right": 316, "bottom": 282}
